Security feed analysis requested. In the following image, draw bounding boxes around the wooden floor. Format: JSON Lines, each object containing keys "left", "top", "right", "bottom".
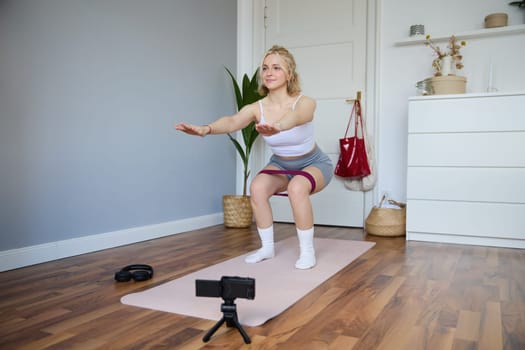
{"left": 1, "top": 223, "right": 524, "bottom": 349}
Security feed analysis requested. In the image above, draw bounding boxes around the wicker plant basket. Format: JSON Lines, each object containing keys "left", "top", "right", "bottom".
{"left": 431, "top": 75, "right": 467, "bottom": 95}
{"left": 365, "top": 195, "right": 406, "bottom": 237}
{"left": 223, "top": 195, "right": 253, "bottom": 228}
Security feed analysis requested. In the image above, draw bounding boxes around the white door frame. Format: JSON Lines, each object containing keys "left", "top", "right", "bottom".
{"left": 236, "top": 0, "right": 381, "bottom": 221}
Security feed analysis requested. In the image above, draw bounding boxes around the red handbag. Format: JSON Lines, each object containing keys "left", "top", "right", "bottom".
{"left": 334, "top": 99, "right": 371, "bottom": 178}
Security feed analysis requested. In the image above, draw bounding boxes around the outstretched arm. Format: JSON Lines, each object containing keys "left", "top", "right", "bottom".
{"left": 174, "top": 123, "right": 211, "bottom": 137}
{"left": 174, "top": 103, "right": 258, "bottom": 137}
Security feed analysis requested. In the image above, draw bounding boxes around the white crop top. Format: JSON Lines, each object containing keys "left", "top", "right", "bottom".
{"left": 259, "top": 95, "right": 315, "bottom": 157}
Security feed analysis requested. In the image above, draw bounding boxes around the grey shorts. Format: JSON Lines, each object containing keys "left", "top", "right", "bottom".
{"left": 266, "top": 145, "right": 334, "bottom": 186}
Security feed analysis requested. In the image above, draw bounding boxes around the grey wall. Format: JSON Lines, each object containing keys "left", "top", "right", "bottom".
{"left": 0, "top": 0, "right": 238, "bottom": 250}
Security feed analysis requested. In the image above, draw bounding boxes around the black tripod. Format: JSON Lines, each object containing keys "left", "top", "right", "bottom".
{"left": 202, "top": 298, "right": 251, "bottom": 344}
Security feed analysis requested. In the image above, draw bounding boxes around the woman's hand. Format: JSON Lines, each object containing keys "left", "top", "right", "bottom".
{"left": 255, "top": 122, "right": 281, "bottom": 136}
{"left": 174, "top": 122, "right": 210, "bottom": 137}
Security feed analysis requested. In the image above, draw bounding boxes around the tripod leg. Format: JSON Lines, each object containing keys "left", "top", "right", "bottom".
{"left": 202, "top": 300, "right": 251, "bottom": 344}
{"left": 202, "top": 316, "right": 226, "bottom": 343}
{"left": 230, "top": 313, "right": 251, "bottom": 344}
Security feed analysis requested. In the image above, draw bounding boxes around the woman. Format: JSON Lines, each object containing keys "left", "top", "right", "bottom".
{"left": 175, "top": 45, "right": 333, "bottom": 269}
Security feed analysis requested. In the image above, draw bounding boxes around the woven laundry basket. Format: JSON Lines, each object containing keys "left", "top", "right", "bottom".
{"left": 365, "top": 195, "right": 406, "bottom": 237}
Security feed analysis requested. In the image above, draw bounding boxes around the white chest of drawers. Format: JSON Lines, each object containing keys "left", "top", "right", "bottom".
{"left": 406, "top": 91, "right": 525, "bottom": 248}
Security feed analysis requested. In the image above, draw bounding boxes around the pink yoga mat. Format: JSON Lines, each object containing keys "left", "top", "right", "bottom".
{"left": 121, "top": 237, "right": 375, "bottom": 327}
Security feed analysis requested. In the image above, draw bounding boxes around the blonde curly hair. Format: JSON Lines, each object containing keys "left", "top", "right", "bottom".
{"left": 258, "top": 45, "right": 301, "bottom": 96}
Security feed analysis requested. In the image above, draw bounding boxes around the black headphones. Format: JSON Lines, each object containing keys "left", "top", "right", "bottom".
{"left": 114, "top": 264, "right": 154, "bottom": 282}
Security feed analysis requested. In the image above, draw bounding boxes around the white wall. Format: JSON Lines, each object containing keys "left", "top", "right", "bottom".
{"left": 0, "top": 0, "right": 237, "bottom": 270}
{"left": 378, "top": 0, "right": 525, "bottom": 202}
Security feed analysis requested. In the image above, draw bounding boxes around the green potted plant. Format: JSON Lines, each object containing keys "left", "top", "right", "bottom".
{"left": 424, "top": 35, "right": 467, "bottom": 94}
{"left": 222, "top": 68, "right": 263, "bottom": 228}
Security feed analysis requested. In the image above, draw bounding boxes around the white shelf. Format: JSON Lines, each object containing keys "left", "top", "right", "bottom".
{"left": 395, "top": 24, "right": 525, "bottom": 46}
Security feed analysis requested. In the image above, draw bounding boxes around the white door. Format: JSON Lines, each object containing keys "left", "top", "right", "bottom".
{"left": 262, "top": 0, "right": 368, "bottom": 227}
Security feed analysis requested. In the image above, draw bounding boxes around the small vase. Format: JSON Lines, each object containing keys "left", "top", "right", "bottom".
{"left": 440, "top": 55, "right": 456, "bottom": 76}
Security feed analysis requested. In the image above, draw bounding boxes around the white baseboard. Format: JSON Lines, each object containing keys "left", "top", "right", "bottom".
{"left": 0, "top": 213, "right": 223, "bottom": 272}
{"left": 406, "top": 231, "right": 525, "bottom": 249}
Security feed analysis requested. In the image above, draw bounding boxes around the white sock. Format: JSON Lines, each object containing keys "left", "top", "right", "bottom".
{"left": 295, "top": 227, "right": 316, "bottom": 269}
{"left": 245, "top": 226, "right": 275, "bottom": 263}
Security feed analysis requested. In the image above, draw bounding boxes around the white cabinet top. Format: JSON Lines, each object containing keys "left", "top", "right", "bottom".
{"left": 409, "top": 90, "right": 525, "bottom": 102}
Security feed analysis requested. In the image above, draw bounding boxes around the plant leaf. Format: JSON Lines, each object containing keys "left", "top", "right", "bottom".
{"left": 227, "top": 133, "right": 247, "bottom": 163}
{"left": 241, "top": 74, "right": 252, "bottom": 108}
{"left": 225, "top": 67, "right": 243, "bottom": 110}
{"left": 225, "top": 67, "right": 263, "bottom": 194}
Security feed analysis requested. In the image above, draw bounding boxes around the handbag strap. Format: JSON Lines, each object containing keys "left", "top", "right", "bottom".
{"left": 354, "top": 100, "right": 366, "bottom": 139}
{"left": 343, "top": 100, "right": 357, "bottom": 138}
{"left": 343, "top": 100, "right": 366, "bottom": 139}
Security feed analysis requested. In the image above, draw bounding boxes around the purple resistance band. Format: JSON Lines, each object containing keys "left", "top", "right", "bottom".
{"left": 258, "top": 169, "right": 316, "bottom": 196}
